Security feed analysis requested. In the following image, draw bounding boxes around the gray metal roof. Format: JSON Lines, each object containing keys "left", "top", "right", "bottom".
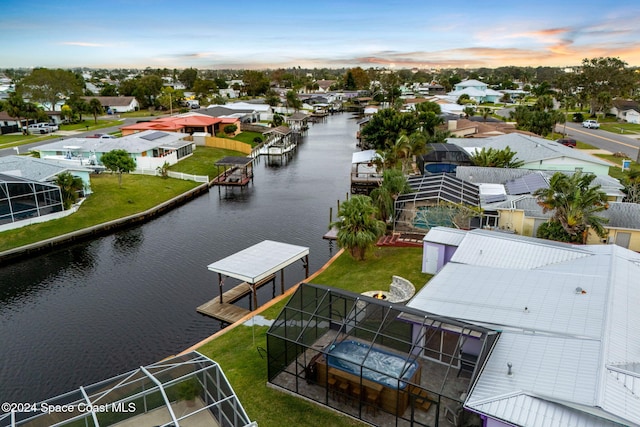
{"left": 0, "top": 155, "right": 90, "bottom": 182}
{"left": 35, "top": 130, "right": 189, "bottom": 155}
{"left": 207, "top": 240, "right": 309, "bottom": 283}
{"left": 449, "top": 133, "right": 611, "bottom": 166}
{"left": 422, "top": 226, "right": 468, "bottom": 246}
{"left": 408, "top": 229, "right": 640, "bottom": 426}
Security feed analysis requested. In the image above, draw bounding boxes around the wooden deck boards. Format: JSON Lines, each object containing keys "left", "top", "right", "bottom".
{"left": 197, "top": 273, "right": 276, "bottom": 323}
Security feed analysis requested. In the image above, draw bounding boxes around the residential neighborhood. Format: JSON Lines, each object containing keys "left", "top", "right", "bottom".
{"left": 2, "top": 3, "right": 640, "bottom": 426}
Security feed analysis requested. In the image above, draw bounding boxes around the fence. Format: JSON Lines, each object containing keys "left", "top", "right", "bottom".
{"left": 133, "top": 169, "right": 209, "bottom": 183}
{"left": 203, "top": 136, "right": 252, "bottom": 154}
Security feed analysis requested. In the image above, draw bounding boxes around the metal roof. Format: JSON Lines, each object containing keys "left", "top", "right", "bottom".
{"left": 398, "top": 173, "right": 480, "bottom": 206}
{"left": 408, "top": 229, "right": 640, "bottom": 426}
{"left": 207, "top": 240, "right": 309, "bottom": 283}
{"left": 351, "top": 149, "right": 379, "bottom": 164}
{"left": 422, "top": 226, "right": 467, "bottom": 246}
{"left": 0, "top": 155, "right": 90, "bottom": 182}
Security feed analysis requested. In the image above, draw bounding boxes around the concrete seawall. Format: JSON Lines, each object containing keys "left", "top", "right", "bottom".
{"left": 0, "top": 182, "right": 210, "bottom": 265}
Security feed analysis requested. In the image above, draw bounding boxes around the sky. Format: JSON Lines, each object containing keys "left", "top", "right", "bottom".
{"left": 1, "top": 0, "right": 640, "bottom": 70}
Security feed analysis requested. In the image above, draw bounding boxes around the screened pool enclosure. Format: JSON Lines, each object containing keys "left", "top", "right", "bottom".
{"left": 0, "top": 352, "right": 255, "bottom": 427}
{"left": 267, "top": 283, "right": 496, "bottom": 426}
{"left": 0, "top": 173, "right": 64, "bottom": 226}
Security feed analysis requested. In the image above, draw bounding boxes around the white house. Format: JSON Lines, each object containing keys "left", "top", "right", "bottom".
{"left": 411, "top": 227, "right": 640, "bottom": 427}
{"left": 448, "top": 133, "right": 612, "bottom": 176}
{"left": 34, "top": 130, "right": 193, "bottom": 171}
{"left": 448, "top": 79, "right": 503, "bottom": 103}
{"left": 82, "top": 96, "right": 139, "bottom": 113}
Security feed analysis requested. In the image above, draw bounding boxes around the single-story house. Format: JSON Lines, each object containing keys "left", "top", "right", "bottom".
{"left": 0, "top": 155, "right": 93, "bottom": 195}
{"left": 447, "top": 79, "right": 503, "bottom": 103}
{"left": 414, "top": 227, "right": 640, "bottom": 426}
{"left": 81, "top": 96, "right": 139, "bottom": 113}
{"left": 34, "top": 130, "right": 193, "bottom": 171}
{"left": 448, "top": 133, "right": 613, "bottom": 176}
{"left": 610, "top": 99, "right": 640, "bottom": 124}
{"left": 120, "top": 112, "right": 240, "bottom": 136}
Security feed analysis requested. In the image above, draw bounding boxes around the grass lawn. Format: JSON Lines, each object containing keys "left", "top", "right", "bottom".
{"left": 197, "top": 247, "right": 431, "bottom": 427}
{"left": 170, "top": 146, "right": 246, "bottom": 177}
{"left": 600, "top": 123, "right": 640, "bottom": 135}
{"left": 0, "top": 174, "right": 199, "bottom": 252}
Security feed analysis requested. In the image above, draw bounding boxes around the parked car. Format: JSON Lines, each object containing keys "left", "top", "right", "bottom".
{"left": 27, "top": 123, "right": 53, "bottom": 134}
{"left": 582, "top": 119, "right": 600, "bottom": 129}
{"left": 87, "top": 133, "right": 115, "bottom": 139}
{"left": 44, "top": 123, "right": 59, "bottom": 132}
{"left": 556, "top": 138, "right": 577, "bottom": 148}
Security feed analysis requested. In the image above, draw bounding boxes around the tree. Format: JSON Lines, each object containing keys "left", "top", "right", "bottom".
{"left": 470, "top": 146, "right": 524, "bottom": 168}
{"left": 270, "top": 113, "right": 284, "bottom": 127}
{"left": 329, "top": 195, "right": 386, "bottom": 261}
{"left": 579, "top": 57, "right": 636, "bottom": 115}
{"left": 88, "top": 98, "right": 103, "bottom": 124}
{"left": 533, "top": 171, "right": 609, "bottom": 243}
{"left": 414, "top": 102, "right": 444, "bottom": 136}
{"left": 264, "top": 89, "right": 280, "bottom": 107}
{"left": 621, "top": 170, "right": 640, "bottom": 204}
{"left": 242, "top": 70, "right": 269, "bottom": 97}
{"left": 344, "top": 71, "right": 356, "bottom": 90}
{"left": 54, "top": 172, "right": 84, "bottom": 209}
{"left": 101, "top": 149, "right": 136, "bottom": 187}
{"left": 179, "top": 68, "right": 198, "bottom": 90}
{"left": 19, "top": 68, "right": 83, "bottom": 111}
{"left": 192, "top": 78, "right": 218, "bottom": 104}
{"left": 370, "top": 169, "right": 411, "bottom": 222}
{"left": 285, "top": 90, "right": 302, "bottom": 111}
{"left": 359, "top": 109, "right": 419, "bottom": 150}
{"left": 5, "top": 92, "right": 29, "bottom": 131}
{"left": 223, "top": 124, "right": 237, "bottom": 135}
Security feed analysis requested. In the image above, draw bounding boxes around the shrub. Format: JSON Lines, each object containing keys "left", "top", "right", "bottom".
{"left": 223, "top": 124, "right": 238, "bottom": 134}
{"left": 572, "top": 112, "right": 584, "bottom": 122}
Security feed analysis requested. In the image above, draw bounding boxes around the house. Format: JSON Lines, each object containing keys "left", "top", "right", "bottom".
{"left": 0, "top": 155, "right": 97, "bottom": 231}
{"left": 120, "top": 112, "right": 240, "bottom": 137}
{"left": 448, "top": 133, "right": 613, "bottom": 176}
{"left": 412, "top": 227, "right": 640, "bottom": 427}
{"left": 447, "top": 118, "right": 535, "bottom": 138}
{"left": 221, "top": 102, "right": 273, "bottom": 122}
{"left": 81, "top": 96, "right": 139, "bottom": 113}
{"left": 610, "top": 99, "right": 640, "bottom": 124}
{"left": 0, "top": 155, "right": 93, "bottom": 195}
{"left": 447, "top": 79, "right": 503, "bottom": 103}
{"left": 34, "top": 130, "right": 193, "bottom": 171}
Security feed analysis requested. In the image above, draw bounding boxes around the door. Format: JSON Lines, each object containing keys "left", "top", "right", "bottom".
{"left": 615, "top": 232, "right": 631, "bottom": 249}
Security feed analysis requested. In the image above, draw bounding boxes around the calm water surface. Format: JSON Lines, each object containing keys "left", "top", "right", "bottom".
{"left": 0, "top": 113, "right": 358, "bottom": 403}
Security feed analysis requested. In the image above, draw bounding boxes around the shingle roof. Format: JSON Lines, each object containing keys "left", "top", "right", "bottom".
{"left": 0, "top": 155, "right": 89, "bottom": 181}
{"left": 598, "top": 202, "right": 640, "bottom": 229}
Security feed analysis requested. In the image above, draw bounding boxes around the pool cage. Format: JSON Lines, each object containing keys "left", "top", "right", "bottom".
{"left": 267, "top": 283, "right": 497, "bottom": 427}
{"left": 393, "top": 174, "right": 482, "bottom": 233}
{"left": 0, "top": 351, "right": 255, "bottom": 427}
{"left": 0, "top": 173, "right": 64, "bottom": 226}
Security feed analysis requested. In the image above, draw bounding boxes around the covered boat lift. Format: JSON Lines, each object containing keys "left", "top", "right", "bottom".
{"left": 211, "top": 156, "right": 254, "bottom": 187}
{"left": 198, "top": 240, "right": 310, "bottom": 323}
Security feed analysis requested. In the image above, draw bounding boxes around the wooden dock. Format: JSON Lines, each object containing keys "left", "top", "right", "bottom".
{"left": 197, "top": 274, "right": 276, "bottom": 323}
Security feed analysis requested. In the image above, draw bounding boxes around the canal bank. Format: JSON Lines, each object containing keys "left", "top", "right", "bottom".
{"left": 0, "top": 182, "right": 210, "bottom": 264}
{"left": 0, "top": 112, "right": 359, "bottom": 404}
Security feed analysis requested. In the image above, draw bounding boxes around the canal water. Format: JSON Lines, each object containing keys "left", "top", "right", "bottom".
{"left": 0, "top": 113, "right": 358, "bottom": 404}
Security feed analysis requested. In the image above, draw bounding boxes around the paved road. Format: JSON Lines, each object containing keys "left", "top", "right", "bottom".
{"left": 0, "top": 117, "right": 142, "bottom": 157}
{"left": 557, "top": 122, "right": 640, "bottom": 161}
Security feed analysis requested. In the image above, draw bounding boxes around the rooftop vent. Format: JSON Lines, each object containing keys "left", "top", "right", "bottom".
{"left": 507, "top": 362, "right": 513, "bottom": 377}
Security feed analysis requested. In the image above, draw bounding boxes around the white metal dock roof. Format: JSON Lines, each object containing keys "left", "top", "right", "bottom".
{"left": 207, "top": 240, "right": 309, "bottom": 283}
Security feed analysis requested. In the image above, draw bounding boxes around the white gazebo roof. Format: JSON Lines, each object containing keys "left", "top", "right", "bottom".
{"left": 207, "top": 240, "right": 309, "bottom": 283}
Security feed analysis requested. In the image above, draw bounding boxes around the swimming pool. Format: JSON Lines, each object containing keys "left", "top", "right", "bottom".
{"left": 327, "top": 340, "right": 418, "bottom": 389}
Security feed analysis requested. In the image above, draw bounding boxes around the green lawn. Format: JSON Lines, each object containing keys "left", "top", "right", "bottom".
{"left": 0, "top": 174, "right": 199, "bottom": 251}
{"left": 198, "top": 247, "right": 430, "bottom": 427}
{"left": 170, "top": 146, "right": 246, "bottom": 176}
{"left": 599, "top": 123, "right": 640, "bottom": 135}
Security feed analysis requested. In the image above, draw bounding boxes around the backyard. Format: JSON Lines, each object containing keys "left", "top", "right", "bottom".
{"left": 196, "top": 247, "right": 432, "bottom": 427}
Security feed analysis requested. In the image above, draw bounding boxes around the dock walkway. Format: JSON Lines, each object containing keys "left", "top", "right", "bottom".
{"left": 197, "top": 274, "right": 276, "bottom": 323}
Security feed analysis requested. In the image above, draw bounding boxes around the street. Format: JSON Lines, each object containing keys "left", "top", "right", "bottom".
{"left": 557, "top": 122, "right": 640, "bottom": 161}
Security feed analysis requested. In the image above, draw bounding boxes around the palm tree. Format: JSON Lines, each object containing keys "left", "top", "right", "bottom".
{"left": 54, "top": 172, "right": 85, "bottom": 209}
{"left": 470, "top": 146, "right": 524, "bottom": 168}
{"left": 533, "top": 171, "right": 609, "bottom": 243}
{"left": 330, "top": 195, "right": 386, "bottom": 261}
{"left": 370, "top": 169, "right": 412, "bottom": 222}
{"left": 89, "top": 98, "right": 103, "bottom": 124}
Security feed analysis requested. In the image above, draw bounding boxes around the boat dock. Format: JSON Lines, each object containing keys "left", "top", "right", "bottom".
{"left": 197, "top": 274, "right": 276, "bottom": 323}
{"left": 199, "top": 240, "right": 310, "bottom": 324}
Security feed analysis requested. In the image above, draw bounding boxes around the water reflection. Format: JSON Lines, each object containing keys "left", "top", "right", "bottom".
{"left": 0, "top": 113, "right": 358, "bottom": 404}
